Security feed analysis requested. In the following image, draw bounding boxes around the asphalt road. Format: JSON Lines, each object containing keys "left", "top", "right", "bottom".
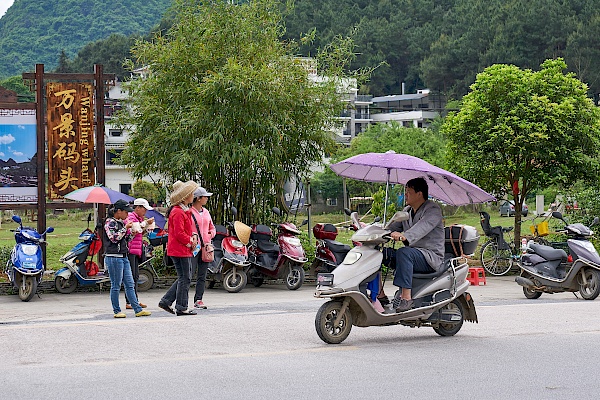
{"left": 1, "top": 277, "right": 599, "bottom": 400}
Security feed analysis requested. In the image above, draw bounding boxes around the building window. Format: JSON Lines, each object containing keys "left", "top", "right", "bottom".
{"left": 109, "top": 129, "right": 123, "bottom": 137}
{"left": 120, "top": 184, "right": 131, "bottom": 195}
{"left": 106, "top": 149, "right": 123, "bottom": 165}
{"left": 326, "top": 198, "right": 338, "bottom": 206}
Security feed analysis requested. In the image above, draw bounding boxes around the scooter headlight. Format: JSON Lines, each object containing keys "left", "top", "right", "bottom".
{"left": 341, "top": 252, "right": 362, "bottom": 265}
{"left": 231, "top": 240, "right": 244, "bottom": 248}
{"left": 21, "top": 244, "right": 38, "bottom": 256}
{"left": 282, "top": 236, "right": 301, "bottom": 246}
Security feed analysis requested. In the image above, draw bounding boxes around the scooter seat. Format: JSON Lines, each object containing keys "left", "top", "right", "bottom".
{"left": 529, "top": 243, "right": 567, "bottom": 262}
{"left": 413, "top": 257, "right": 454, "bottom": 279}
{"left": 257, "top": 240, "right": 280, "bottom": 253}
{"left": 324, "top": 239, "right": 351, "bottom": 253}
{"left": 413, "top": 266, "right": 449, "bottom": 279}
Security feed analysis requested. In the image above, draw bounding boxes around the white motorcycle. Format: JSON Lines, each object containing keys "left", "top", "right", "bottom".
{"left": 314, "top": 211, "right": 478, "bottom": 344}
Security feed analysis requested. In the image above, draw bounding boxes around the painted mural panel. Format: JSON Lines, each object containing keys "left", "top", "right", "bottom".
{"left": 0, "top": 109, "right": 37, "bottom": 204}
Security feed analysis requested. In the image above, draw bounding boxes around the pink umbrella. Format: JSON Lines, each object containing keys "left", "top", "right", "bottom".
{"left": 64, "top": 184, "right": 134, "bottom": 204}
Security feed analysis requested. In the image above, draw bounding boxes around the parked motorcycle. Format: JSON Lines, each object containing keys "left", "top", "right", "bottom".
{"left": 247, "top": 207, "right": 308, "bottom": 290}
{"left": 516, "top": 211, "right": 600, "bottom": 300}
{"left": 314, "top": 211, "right": 478, "bottom": 344}
{"left": 206, "top": 207, "right": 251, "bottom": 293}
{"left": 5, "top": 215, "right": 54, "bottom": 301}
{"left": 310, "top": 208, "right": 380, "bottom": 275}
{"left": 55, "top": 214, "right": 109, "bottom": 294}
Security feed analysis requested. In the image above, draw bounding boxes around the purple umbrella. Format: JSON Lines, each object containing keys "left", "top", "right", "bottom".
{"left": 331, "top": 151, "right": 495, "bottom": 221}
{"left": 144, "top": 209, "right": 166, "bottom": 229}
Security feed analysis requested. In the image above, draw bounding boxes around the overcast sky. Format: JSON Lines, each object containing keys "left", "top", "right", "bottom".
{"left": 0, "top": 0, "right": 14, "bottom": 17}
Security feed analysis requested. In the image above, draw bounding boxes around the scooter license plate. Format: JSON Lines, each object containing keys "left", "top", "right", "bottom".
{"left": 316, "top": 273, "right": 334, "bottom": 286}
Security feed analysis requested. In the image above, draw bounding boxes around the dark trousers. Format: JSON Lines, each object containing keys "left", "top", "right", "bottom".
{"left": 161, "top": 256, "right": 193, "bottom": 312}
{"left": 193, "top": 254, "right": 210, "bottom": 302}
{"left": 393, "top": 247, "right": 434, "bottom": 289}
{"left": 125, "top": 253, "right": 140, "bottom": 304}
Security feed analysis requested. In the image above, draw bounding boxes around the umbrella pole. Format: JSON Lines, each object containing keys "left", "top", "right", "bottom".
{"left": 383, "top": 169, "right": 390, "bottom": 225}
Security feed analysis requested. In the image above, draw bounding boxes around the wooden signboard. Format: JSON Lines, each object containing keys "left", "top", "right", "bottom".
{"left": 46, "top": 82, "right": 95, "bottom": 199}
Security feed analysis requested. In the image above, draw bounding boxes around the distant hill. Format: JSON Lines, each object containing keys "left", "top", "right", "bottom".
{"left": 0, "top": 0, "right": 172, "bottom": 78}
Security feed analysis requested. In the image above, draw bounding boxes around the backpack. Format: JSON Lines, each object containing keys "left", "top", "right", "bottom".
{"left": 85, "top": 260, "right": 99, "bottom": 276}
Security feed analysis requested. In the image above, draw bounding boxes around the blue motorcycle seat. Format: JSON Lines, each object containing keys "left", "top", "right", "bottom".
{"left": 324, "top": 239, "right": 351, "bottom": 253}
{"left": 529, "top": 243, "right": 567, "bottom": 262}
{"left": 257, "top": 240, "right": 279, "bottom": 253}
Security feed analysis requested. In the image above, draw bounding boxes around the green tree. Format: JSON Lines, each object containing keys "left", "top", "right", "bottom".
{"left": 116, "top": 0, "right": 364, "bottom": 222}
{"left": 131, "top": 180, "right": 161, "bottom": 204}
{"left": 443, "top": 58, "right": 600, "bottom": 246}
{"left": 311, "top": 122, "right": 447, "bottom": 205}
{"left": 0, "top": 75, "right": 32, "bottom": 101}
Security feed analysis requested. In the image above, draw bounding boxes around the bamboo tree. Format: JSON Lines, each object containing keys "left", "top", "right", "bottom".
{"left": 116, "top": 0, "right": 367, "bottom": 223}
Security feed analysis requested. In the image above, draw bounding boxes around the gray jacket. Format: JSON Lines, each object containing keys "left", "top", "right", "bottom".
{"left": 389, "top": 200, "right": 445, "bottom": 270}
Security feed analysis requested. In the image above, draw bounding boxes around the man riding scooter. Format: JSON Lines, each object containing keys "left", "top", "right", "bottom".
{"left": 386, "top": 177, "right": 445, "bottom": 313}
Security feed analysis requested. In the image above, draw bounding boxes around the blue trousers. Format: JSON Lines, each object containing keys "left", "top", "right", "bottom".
{"left": 393, "top": 247, "right": 434, "bottom": 289}
{"left": 105, "top": 256, "right": 142, "bottom": 314}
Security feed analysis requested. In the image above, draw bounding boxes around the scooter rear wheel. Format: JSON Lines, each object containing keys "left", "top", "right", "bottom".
{"left": 315, "top": 300, "right": 353, "bottom": 344}
{"left": 18, "top": 276, "right": 37, "bottom": 302}
{"left": 579, "top": 269, "right": 600, "bottom": 300}
{"left": 433, "top": 299, "right": 464, "bottom": 337}
{"left": 523, "top": 286, "right": 542, "bottom": 299}
{"left": 55, "top": 274, "right": 78, "bottom": 294}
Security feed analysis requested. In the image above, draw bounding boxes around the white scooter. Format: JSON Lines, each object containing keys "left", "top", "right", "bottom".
{"left": 314, "top": 211, "right": 478, "bottom": 344}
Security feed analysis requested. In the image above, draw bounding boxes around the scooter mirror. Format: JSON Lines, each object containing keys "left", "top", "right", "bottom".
{"left": 373, "top": 216, "right": 381, "bottom": 223}
{"left": 551, "top": 211, "right": 564, "bottom": 221}
{"left": 46, "top": 227, "right": 55, "bottom": 234}
{"left": 11, "top": 215, "right": 21, "bottom": 224}
{"left": 300, "top": 219, "right": 309, "bottom": 227}
{"left": 231, "top": 206, "right": 238, "bottom": 216}
{"left": 344, "top": 208, "right": 352, "bottom": 216}
{"left": 87, "top": 213, "right": 92, "bottom": 223}
{"left": 591, "top": 217, "right": 600, "bottom": 227}
{"left": 272, "top": 207, "right": 281, "bottom": 216}
{"left": 385, "top": 211, "right": 410, "bottom": 229}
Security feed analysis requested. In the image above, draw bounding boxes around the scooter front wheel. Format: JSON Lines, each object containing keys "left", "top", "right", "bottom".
{"left": 223, "top": 269, "right": 247, "bottom": 293}
{"left": 315, "top": 300, "right": 353, "bottom": 344}
{"left": 18, "top": 275, "right": 37, "bottom": 302}
{"left": 55, "top": 274, "right": 78, "bottom": 294}
{"left": 285, "top": 264, "right": 305, "bottom": 290}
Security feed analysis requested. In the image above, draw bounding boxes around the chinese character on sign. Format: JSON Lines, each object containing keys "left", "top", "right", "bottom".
{"left": 54, "top": 167, "right": 79, "bottom": 191}
{"left": 53, "top": 142, "right": 81, "bottom": 163}
{"left": 54, "top": 89, "right": 77, "bottom": 110}
{"left": 52, "top": 113, "right": 75, "bottom": 138}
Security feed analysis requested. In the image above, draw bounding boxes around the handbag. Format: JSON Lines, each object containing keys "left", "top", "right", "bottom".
{"left": 191, "top": 212, "right": 215, "bottom": 262}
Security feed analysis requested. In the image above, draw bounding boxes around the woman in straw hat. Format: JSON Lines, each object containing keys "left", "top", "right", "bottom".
{"left": 190, "top": 186, "right": 216, "bottom": 309}
{"left": 158, "top": 180, "right": 199, "bottom": 316}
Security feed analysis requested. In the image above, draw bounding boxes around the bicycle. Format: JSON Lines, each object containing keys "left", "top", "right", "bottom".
{"left": 479, "top": 211, "right": 551, "bottom": 276}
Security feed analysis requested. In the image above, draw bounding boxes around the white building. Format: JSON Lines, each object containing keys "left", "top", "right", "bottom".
{"left": 103, "top": 83, "right": 160, "bottom": 195}
{"left": 370, "top": 89, "right": 445, "bottom": 129}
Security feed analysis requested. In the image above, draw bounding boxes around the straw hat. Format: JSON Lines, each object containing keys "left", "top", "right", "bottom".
{"left": 234, "top": 221, "right": 251, "bottom": 245}
{"left": 169, "top": 180, "right": 199, "bottom": 205}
